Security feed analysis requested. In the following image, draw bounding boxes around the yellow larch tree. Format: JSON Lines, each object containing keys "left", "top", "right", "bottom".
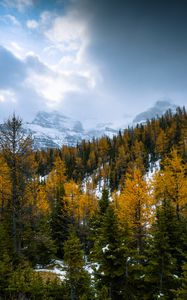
{"left": 18, "top": 152, "right": 50, "bottom": 216}
{"left": 64, "top": 180, "right": 81, "bottom": 223}
{"left": 78, "top": 192, "right": 98, "bottom": 226}
{"left": 154, "top": 148, "right": 187, "bottom": 217}
{"left": 0, "top": 155, "right": 11, "bottom": 218}
{"left": 115, "top": 168, "right": 153, "bottom": 253}
{"left": 155, "top": 128, "right": 167, "bottom": 156}
{"left": 45, "top": 156, "right": 66, "bottom": 207}
{"left": 36, "top": 185, "right": 50, "bottom": 214}
{"left": 64, "top": 180, "right": 98, "bottom": 226}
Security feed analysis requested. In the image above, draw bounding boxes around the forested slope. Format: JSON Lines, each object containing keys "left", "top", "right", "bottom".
{"left": 0, "top": 107, "right": 186, "bottom": 299}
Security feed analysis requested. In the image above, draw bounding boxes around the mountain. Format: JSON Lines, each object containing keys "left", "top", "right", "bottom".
{"left": 25, "top": 111, "right": 85, "bottom": 149}
{"left": 25, "top": 111, "right": 119, "bottom": 149}
{"left": 133, "top": 100, "right": 177, "bottom": 124}
{"left": 24, "top": 100, "right": 178, "bottom": 149}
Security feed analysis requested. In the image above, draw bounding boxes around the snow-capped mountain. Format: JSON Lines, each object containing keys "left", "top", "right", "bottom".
{"left": 25, "top": 111, "right": 119, "bottom": 149}
{"left": 24, "top": 100, "right": 178, "bottom": 149}
{"left": 133, "top": 100, "right": 177, "bottom": 124}
{"left": 31, "top": 111, "right": 84, "bottom": 132}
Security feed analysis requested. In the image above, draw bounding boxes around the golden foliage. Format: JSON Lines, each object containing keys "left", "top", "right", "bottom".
{"left": 154, "top": 148, "right": 187, "bottom": 215}
{"left": 46, "top": 157, "right": 66, "bottom": 203}
{"left": 36, "top": 185, "right": 50, "bottom": 214}
{"left": 115, "top": 169, "right": 153, "bottom": 229}
{"left": 0, "top": 156, "right": 11, "bottom": 216}
{"left": 64, "top": 180, "right": 98, "bottom": 224}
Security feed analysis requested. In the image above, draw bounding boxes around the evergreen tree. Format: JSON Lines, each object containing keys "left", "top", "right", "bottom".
{"left": 0, "top": 253, "right": 13, "bottom": 299}
{"left": 99, "top": 188, "right": 110, "bottom": 215}
{"left": 93, "top": 205, "right": 131, "bottom": 299}
{"left": 175, "top": 263, "right": 187, "bottom": 300}
{"left": 0, "top": 115, "right": 35, "bottom": 259}
{"left": 7, "top": 263, "right": 46, "bottom": 299}
{"left": 89, "top": 187, "right": 110, "bottom": 254}
{"left": 144, "top": 202, "right": 180, "bottom": 299}
{"left": 50, "top": 183, "right": 72, "bottom": 258}
{"left": 24, "top": 214, "right": 56, "bottom": 266}
{"left": 63, "top": 227, "right": 93, "bottom": 300}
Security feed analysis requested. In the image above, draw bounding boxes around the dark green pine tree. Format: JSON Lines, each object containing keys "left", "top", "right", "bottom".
{"left": 144, "top": 201, "right": 181, "bottom": 299}
{"left": 0, "top": 115, "right": 35, "bottom": 260}
{"left": 7, "top": 263, "right": 46, "bottom": 299}
{"left": 0, "top": 213, "right": 12, "bottom": 258}
{"left": 88, "top": 188, "right": 110, "bottom": 257}
{"left": 93, "top": 204, "right": 133, "bottom": 300}
{"left": 175, "top": 263, "right": 187, "bottom": 300}
{"left": 63, "top": 227, "right": 93, "bottom": 300}
{"left": 0, "top": 252, "right": 13, "bottom": 299}
{"left": 50, "top": 183, "right": 72, "bottom": 258}
{"left": 99, "top": 188, "right": 110, "bottom": 215}
{"left": 24, "top": 213, "right": 56, "bottom": 266}
{"left": 168, "top": 213, "right": 187, "bottom": 276}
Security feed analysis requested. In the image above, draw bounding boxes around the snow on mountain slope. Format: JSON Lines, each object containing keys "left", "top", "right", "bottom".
{"left": 25, "top": 111, "right": 86, "bottom": 149}
{"left": 24, "top": 100, "right": 178, "bottom": 149}
{"left": 32, "top": 111, "right": 83, "bottom": 132}
{"left": 25, "top": 111, "right": 119, "bottom": 149}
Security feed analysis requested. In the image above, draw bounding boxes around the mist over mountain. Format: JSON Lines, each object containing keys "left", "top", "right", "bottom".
{"left": 24, "top": 100, "right": 179, "bottom": 149}
{"left": 133, "top": 100, "right": 177, "bottom": 124}
{"left": 24, "top": 111, "right": 119, "bottom": 149}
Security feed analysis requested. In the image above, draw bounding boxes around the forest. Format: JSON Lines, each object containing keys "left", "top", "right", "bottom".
{"left": 0, "top": 107, "right": 186, "bottom": 299}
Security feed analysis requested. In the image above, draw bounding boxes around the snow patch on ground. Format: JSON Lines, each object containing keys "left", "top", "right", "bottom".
{"left": 102, "top": 244, "right": 109, "bottom": 253}
{"left": 145, "top": 158, "right": 160, "bottom": 182}
{"left": 36, "top": 259, "right": 99, "bottom": 281}
{"left": 82, "top": 175, "right": 110, "bottom": 200}
{"left": 84, "top": 262, "right": 100, "bottom": 279}
{"left": 35, "top": 260, "right": 66, "bottom": 281}
{"left": 95, "top": 178, "right": 105, "bottom": 199}
{"left": 39, "top": 175, "right": 48, "bottom": 182}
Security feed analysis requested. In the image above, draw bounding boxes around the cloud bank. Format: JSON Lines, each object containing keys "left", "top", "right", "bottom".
{"left": 0, "top": 0, "right": 186, "bottom": 125}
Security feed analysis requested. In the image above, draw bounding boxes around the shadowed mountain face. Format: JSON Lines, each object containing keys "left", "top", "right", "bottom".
{"left": 23, "top": 100, "right": 178, "bottom": 149}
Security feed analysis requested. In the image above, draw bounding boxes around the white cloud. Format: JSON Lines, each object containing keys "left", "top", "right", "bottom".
{"left": 26, "top": 19, "right": 38, "bottom": 29}
{"left": 0, "top": 5, "right": 103, "bottom": 121}
{"left": 0, "top": 89, "right": 16, "bottom": 103}
{"left": 3, "top": 0, "right": 33, "bottom": 12}
{"left": 25, "top": 69, "right": 88, "bottom": 109}
{"left": 9, "top": 42, "right": 25, "bottom": 59}
{"left": 41, "top": 10, "right": 101, "bottom": 89}
{"left": 45, "top": 12, "right": 88, "bottom": 53}
{"left": 0, "top": 14, "right": 20, "bottom": 26}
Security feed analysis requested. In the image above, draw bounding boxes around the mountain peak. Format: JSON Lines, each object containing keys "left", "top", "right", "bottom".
{"left": 32, "top": 111, "right": 84, "bottom": 132}
{"left": 154, "top": 99, "right": 175, "bottom": 108}
{"left": 24, "top": 100, "right": 179, "bottom": 149}
{"left": 133, "top": 100, "right": 177, "bottom": 124}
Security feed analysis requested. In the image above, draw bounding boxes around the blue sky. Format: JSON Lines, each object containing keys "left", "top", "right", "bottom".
{"left": 0, "top": 0, "right": 186, "bottom": 126}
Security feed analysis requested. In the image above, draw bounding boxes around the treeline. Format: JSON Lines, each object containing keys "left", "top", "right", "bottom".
{"left": 36, "top": 106, "right": 187, "bottom": 190}
{"left": 0, "top": 109, "right": 186, "bottom": 299}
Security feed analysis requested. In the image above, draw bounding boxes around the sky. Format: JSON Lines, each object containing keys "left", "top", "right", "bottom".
{"left": 0, "top": 0, "right": 187, "bottom": 127}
